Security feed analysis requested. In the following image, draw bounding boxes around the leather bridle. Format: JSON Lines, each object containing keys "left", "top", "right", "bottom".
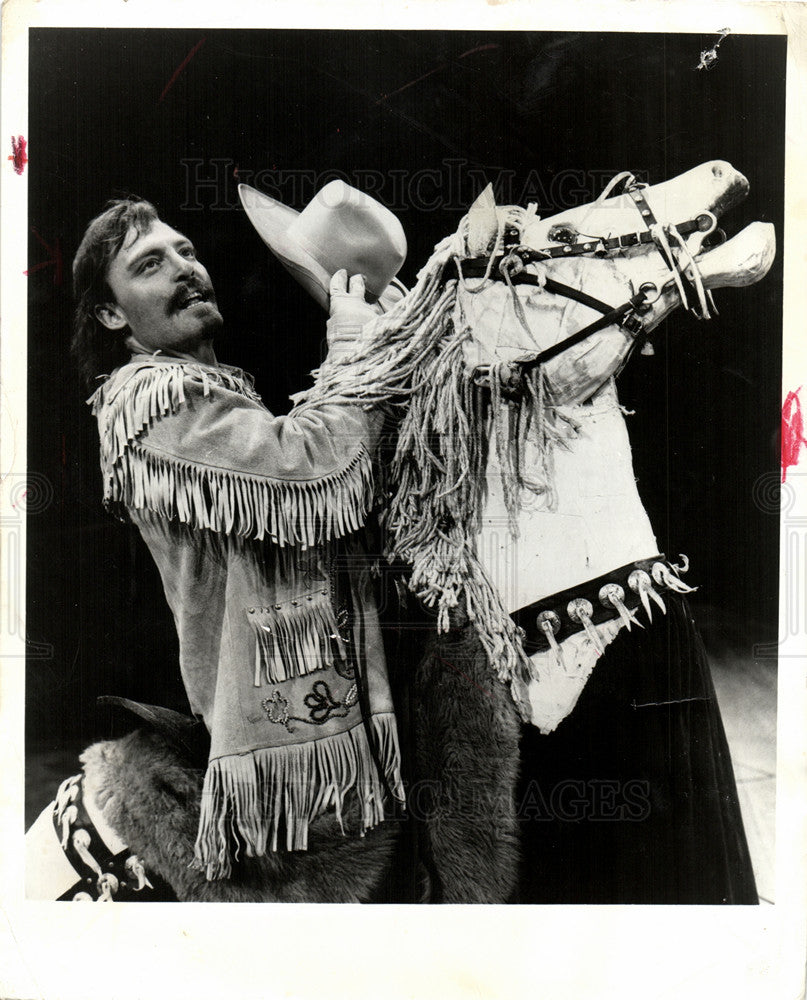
{"left": 441, "top": 176, "right": 723, "bottom": 380}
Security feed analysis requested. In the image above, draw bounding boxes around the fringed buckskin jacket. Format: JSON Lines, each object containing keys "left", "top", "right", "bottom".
{"left": 89, "top": 354, "right": 404, "bottom": 880}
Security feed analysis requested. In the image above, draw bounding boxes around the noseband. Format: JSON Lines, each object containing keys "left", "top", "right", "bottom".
{"left": 442, "top": 175, "right": 723, "bottom": 383}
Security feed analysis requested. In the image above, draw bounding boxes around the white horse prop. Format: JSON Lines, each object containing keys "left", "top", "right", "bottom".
{"left": 293, "top": 159, "right": 773, "bottom": 901}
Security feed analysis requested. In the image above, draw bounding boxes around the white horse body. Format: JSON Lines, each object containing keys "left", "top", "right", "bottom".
{"left": 478, "top": 378, "right": 658, "bottom": 614}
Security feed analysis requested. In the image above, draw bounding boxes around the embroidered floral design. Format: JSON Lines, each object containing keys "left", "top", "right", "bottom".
{"left": 261, "top": 681, "right": 358, "bottom": 733}
{"left": 261, "top": 690, "right": 292, "bottom": 730}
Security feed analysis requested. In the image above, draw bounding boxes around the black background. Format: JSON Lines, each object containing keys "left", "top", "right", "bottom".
{"left": 26, "top": 29, "right": 785, "bottom": 750}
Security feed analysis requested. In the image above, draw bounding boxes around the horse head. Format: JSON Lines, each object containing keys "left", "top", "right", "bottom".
{"left": 456, "top": 161, "right": 775, "bottom": 405}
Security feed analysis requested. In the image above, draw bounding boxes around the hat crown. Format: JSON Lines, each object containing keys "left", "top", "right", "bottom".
{"left": 239, "top": 180, "right": 407, "bottom": 309}
{"left": 287, "top": 180, "right": 406, "bottom": 286}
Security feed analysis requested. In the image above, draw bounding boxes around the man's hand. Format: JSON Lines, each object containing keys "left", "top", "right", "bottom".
{"left": 326, "top": 269, "right": 382, "bottom": 361}
{"left": 328, "top": 270, "right": 380, "bottom": 326}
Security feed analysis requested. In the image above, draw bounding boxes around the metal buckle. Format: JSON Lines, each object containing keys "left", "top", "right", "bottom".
{"left": 622, "top": 313, "right": 644, "bottom": 337}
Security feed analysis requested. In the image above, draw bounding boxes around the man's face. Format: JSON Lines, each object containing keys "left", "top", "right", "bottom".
{"left": 97, "top": 220, "right": 223, "bottom": 355}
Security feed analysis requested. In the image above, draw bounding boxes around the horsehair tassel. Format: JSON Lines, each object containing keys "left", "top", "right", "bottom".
{"left": 599, "top": 583, "right": 643, "bottom": 631}
{"left": 566, "top": 598, "right": 606, "bottom": 656}
{"left": 628, "top": 569, "right": 666, "bottom": 622}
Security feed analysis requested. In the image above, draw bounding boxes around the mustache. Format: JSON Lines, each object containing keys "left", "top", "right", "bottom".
{"left": 168, "top": 280, "right": 216, "bottom": 312}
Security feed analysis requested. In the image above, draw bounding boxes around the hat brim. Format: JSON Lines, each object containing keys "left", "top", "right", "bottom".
{"left": 239, "top": 184, "right": 332, "bottom": 310}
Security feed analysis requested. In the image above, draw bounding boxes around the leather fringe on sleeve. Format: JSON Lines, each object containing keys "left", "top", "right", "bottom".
{"left": 90, "top": 361, "right": 375, "bottom": 548}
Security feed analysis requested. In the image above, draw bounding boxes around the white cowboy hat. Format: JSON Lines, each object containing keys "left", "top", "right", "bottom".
{"left": 238, "top": 179, "right": 407, "bottom": 311}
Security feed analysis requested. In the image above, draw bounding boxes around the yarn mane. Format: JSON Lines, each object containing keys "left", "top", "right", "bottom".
{"left": 292, "top": 206, "right": 572, "bottom": 716}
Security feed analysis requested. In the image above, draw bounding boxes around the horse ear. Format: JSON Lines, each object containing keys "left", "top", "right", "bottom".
{"left": 467, "top": 183, "right": 499, "bottom": 255}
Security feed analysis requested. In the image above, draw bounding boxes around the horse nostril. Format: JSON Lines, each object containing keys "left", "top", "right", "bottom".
{"left": 712, "top": 165, "right": 723, "bottom": 178}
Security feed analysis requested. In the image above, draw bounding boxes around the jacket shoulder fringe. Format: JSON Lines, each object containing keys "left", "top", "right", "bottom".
{"left": 90, "top": 360, "right": 263, "bottom": 459}
{"left": 193, "top": 712, "right": 404, "bottom": 881}
{"left": 92, "top": 360, "right": 375, "bottom": 547}
{"left": 112, "top": 441, "right": 374, "bottom": 547}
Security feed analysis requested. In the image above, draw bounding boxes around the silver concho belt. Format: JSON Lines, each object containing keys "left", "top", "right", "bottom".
{"left": 511, "top": 555, "right": 696, "bottom": 656}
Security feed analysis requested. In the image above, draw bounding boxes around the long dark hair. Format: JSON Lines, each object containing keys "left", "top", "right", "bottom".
{"left": 71, "top": 198, "right": 159, "bottom": 391}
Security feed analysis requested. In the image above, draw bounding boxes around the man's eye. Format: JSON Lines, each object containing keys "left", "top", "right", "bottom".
{"left": 180, "top": 246, "right": 196, "bottom": 259}
{"left": 140, "top": 258, "right": 160, "bottom": 273}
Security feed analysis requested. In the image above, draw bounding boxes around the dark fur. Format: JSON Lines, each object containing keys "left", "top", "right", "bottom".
{"left": 81, "top": 729, "right": 399, "bottom": 902}
{"left": 412, "top": 630, "right": 522, "bottom": 903}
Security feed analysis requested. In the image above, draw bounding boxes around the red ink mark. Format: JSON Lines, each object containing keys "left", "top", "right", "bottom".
{"left": 8, "top": 136, "right": 27, "bottom": 174}
{"left": 375, "top": 44, "right": 500, "bottom": 105}
{"left": 23, "top": 227, "right": 63, "bottom": 285}
{"left": 158, "top": 37, "right": 206, "bottom": 104}
{"left": 233, "top": 165, "right": 239, "bottom": 179}
{"left": 782, "top": 387, "right": 807, "bottom": 482}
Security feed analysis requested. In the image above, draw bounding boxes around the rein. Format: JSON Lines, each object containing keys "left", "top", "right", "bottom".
{"left": 441, "top": 177, "right": 721, "bottom": 380}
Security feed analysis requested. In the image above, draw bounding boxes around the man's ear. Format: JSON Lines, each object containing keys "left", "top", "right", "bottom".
{"left": 94, "top": 302, "right": 128, "bottom": 331}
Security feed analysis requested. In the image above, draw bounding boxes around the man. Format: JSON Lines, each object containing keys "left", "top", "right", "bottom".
{"left": 57, "top": 192, "right": 408, "bottom": 901}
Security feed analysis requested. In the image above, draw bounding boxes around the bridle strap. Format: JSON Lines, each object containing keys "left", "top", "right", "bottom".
{"left": 448, "top": 212, "right": 713, "bottom": 272}
{"left": 441, "top": 185, "right": 716, "bottom": 380}
{"left": 456, "top": 260, "right": 623, "bottom": 316}
{"left": 453, "top": 259, "right": 650, "bottom": 373}
{"left": 516, "top": 292, "right": 648, "bottom": 374}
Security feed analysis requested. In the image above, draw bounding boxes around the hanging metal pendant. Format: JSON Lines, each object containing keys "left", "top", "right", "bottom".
{"left": 566, "top": 598, "right": 606, "bottom": 655}
{"left": 537, "top": 609, "right": 567, "bottom": 671}
{"left": 72, "top": 828, "right": 103, "bottom": 877}
{"left": 124, "top": 855, "right": 154, "bottom": 892}
{"left": 599, "top": 583, "right": 643, "bottom": 631}
{"left": 59, "top": 805, "right": 78, "bottom": 849}
{"left": 628, "top": 569, "right": 666, "bottom": 622}
{"left": 670, "top": 553, "right": 690, "bottom": 574}
{"left": 651, "top": 560, "right": 697, "bottom": 594}
{"left": 97, "top": 872, "right": 119, "bottom": 902}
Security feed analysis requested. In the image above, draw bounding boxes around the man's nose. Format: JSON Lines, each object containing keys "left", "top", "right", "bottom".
{"left": 169, "top": 250, "right": 196, "bottom": 279}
